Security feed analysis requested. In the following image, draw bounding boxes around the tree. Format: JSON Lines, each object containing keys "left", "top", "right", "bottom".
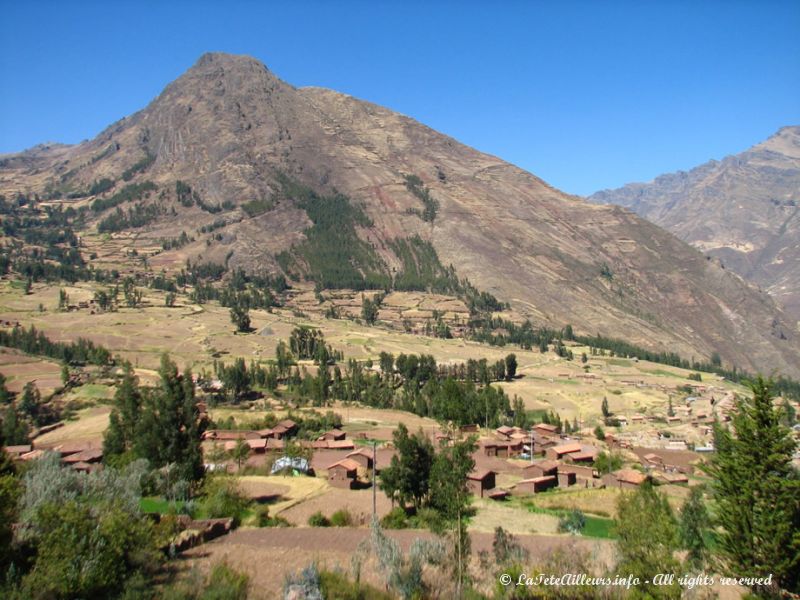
{"left": 16, "top": 458, "right": 159, "bottom": 598}
{"left": 0, "top": 374, "right": 9, "bottom": 405}
{"left": 504, "top": 354, "right": 517, "bottom": 381}
{"left": 601, "top": 396, "right": 610, "bottom": 419}
{"left": 780, "top": 397, "right": 797, "bottom": 427}
{"left": 122, "top": 277, "right": 143, "bottom": 308}
{"left": 275, "top": 341, "right": 292, "bottom": 377}
{"left": 19, "top": 381, "right": 42, "bottom": 424}
{"left": 679, "top": 485, "right": 709, "bottom": 570}
{"left": 220, "top": 357, "right": 250, "bottom": 401}
{"left": 511, "top": 396, "right": 528, "bottom": 429}
{"left": 231, "top": 439, "right": 250, "bottom": 471}
{"left": 594, "top": 424, "right": 605, "bottom": 441}
{"left": 230, "top": 303, "right": 251, "bottom": 333}
{"left": 1, "top": 406, "right": 29, "bottom": 445}
{"left": 58, "top": 288, "right": 69, "bottom": 311}
{"left": 379, "top": 424, "right": 434, "bottom": 509}
{"left": 707, "top": 377, "right": 800, "bottom": 594}
{"left": 133, "top": 355, "right": 204, "bottom": 484}
{"left": 60, "top": 364, "right": 70, "bottom": 386}
{"left": 0, "top": 448, "right": 19, "bottom": 575}
{"left": 429, "top": 436, "right": 477, "bottom": 597}
{"left": 361, "top": 294, "right": 380, "bottom": 325}
{"left": 165, "top": 291, "right": 176, "bottom": 307}
{"left": 615, "top": 483, "right": 680, "bottom": 599}
{"left": 103, "top": 363, "right": 142, "bottom": 462}
{"left": 593, "top": 451, "right": 623, "bottom": 475}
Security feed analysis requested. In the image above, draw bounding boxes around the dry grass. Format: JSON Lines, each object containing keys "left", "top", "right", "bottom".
{"left": 35, "top": 406, "right": 111, "bottom": 446}
{"left": 0, "top": 349, "right": 64, "bottom": 395}
{"left": 531, "top": 487, "right": 623, "bottom": 518}
{"left": 0, "top": 279, "right": 745, "bottom": 428}
{"left": 236, "top": 475, "right": 328, "bottom": 515}
{"left": 470, "top": 497, "right": 560, "bottom": 534}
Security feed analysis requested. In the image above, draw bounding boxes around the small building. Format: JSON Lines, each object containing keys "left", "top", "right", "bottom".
{"left": 642, "top": 452, "right": 664, "bottom": 466}
{"left": 495, "top": 425, "right": 514, "bottom": 439}
{"left": 346, "top": 448, "right": 374, "bottom": 470}
{"left": 467, "top": 470, "right": 496, "bottom": 498}
{"left": 545, "top": 442, "right": 582, "bottom": 461}
{"left": 556, "top": 464, "right": 597, "bottom": 480}
{"left": 521, "top": 459, "right": 559, "bottom": 479}
{"left": 482, "top": 440, "right": 523, "bottom": 458}
{"left": 533, "top": 423, "right": 559, "bottom": 437}
{"left": 602, "top": 468, "right": 647, "bottom": 490}
{"left": 278, "top": 419, "right": 298, "bottom": 433}
{"left": 562, "top": 447, "right": 598, "bottom": 464}
{"left": 319, "top": 429, "right": 346, "bottom": 441}
{"left": 266, "top": 439, "right": 285, "bottom": 452}
{"left": 203, "top": 430, "right": 261, "bottom": 441}
{"left": 327, "top": 458, "right": 361, "bottom": 489}
{"left": 656, "top": 472, "right": 689, "bottom": 485}
{"left": 327, "top": 439, "right": 355, "bottom": 451}
{"left": 245, "top": 439, "right": 268, "bottom": 453}
{"left": 487, "top": 489, "right": 511, "bottom": 501}
{"left": 557, "top": 470, "right": 577, "bottom": 487}
{"left": 513, "top": 476, "right": 557, "bottom": 495}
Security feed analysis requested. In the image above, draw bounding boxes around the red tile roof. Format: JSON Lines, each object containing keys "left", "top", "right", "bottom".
{"left": 327, "top": 458, "right": 361, "bottom": 472}
{"left": 613, "top": 469, "right": 647, "bottom": 485}
{"left": 468, "top": 469, "right": 494, "bottom": 481}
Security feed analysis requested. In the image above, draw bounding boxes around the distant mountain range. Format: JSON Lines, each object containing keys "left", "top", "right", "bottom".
{"left": 1, "top": 53, "right": 798, "bottom": 377}
{"left": 589, "top": 126, "right": 800, "bottom": 322}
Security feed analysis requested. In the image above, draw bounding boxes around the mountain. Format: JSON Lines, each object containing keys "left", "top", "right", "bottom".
{"left": 589, "top": 126, "right": 800, "bottom": 321}
{"left": 1, "top": 52, "right": 799, "bottom": 377}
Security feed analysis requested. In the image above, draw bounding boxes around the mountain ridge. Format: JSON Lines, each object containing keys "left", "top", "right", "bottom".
{"left": 588, "top": 125, "right": 800, "bottom": 321}
{"left": 1, "top": 52, "right": 798, "bottom": 377}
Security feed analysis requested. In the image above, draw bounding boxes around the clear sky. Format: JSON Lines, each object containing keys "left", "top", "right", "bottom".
{"left": 1, "top": 1, "right": 798, "bottom": 195}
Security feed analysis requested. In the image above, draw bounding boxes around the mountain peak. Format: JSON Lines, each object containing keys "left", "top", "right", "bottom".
{"left": 2, "top": 59, "right": 798, "bottom": 378}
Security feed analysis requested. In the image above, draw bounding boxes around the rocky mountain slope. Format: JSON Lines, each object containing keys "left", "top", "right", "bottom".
{"left": 589, "top": 126, "right": 800, "bottom": 321}
{"left": 1, "top": 53, "right": 798, "bottom": 377}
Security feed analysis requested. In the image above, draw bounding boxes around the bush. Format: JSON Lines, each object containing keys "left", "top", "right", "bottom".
{"left": 308, "top": 511, "right": 331, "bottom": 527}
{"left": 254, "top": 505, "right": 290, "bottom": 528}
{"left": 557, "top": 510, "right": 586, "bottom": 534}
{"left": 330, "top": 508, "right": 353, "bottom": 527}
{"left": 199, "top": 476, "right": 250, "bottom": 526}
{"left": 380, "top": 507, "right": 409, "bottom": 529}
{"left": 318, "top": 569, "right": 394, "bottom": 600}
{"left": 161, "top": 562, "right": 249, "bottom": 600}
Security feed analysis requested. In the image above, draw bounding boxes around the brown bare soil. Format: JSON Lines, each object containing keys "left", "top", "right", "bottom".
{"left": 181, "top": 527, "right": 615, "bottom": 600}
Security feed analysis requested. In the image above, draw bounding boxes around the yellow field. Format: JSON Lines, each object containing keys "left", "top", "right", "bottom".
{"left": 0, "top": 278, "right": 746, "bottom": 430}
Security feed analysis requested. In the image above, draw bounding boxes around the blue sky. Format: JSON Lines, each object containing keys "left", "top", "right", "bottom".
{"left": 1, "top": 1, "right": 798, "bottom": 195}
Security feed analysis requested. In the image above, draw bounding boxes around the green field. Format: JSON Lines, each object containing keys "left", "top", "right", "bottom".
{"left": 522, "top": 502, "right": 617, "bottom": 539}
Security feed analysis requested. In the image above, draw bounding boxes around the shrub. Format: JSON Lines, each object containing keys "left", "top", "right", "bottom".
{"left": 380, "top": 507, "right": 409, "bottom": 529}
{"left": 318, "top": 569, "right": 394, "bottom": 600}
{"left": 199, "top": 476, "right": 249, "bottom": 526}
{"left": 254, "top": 505, "right": 290, "bottom": 528}
{"left": 308, "top": 511, "right": 331, "bottom": 527}
{"left": 330, "top": 508, "right": 353, "bottom": 527}
{"left": 557, "top": 510, "right": 586, "bottom": 534}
